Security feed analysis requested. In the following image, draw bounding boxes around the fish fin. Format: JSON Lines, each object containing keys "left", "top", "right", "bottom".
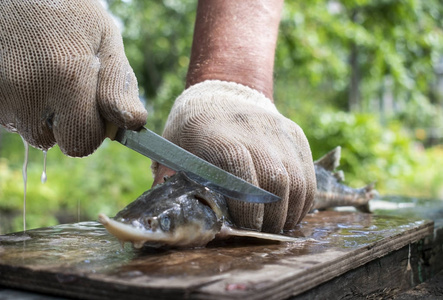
{"left": 217, "top": 224, "right": 299, "bottom": 242}
{"left": 333, "top": 170, "right": 345, "bottom": 182}
{"left": 314, "top": 146, "right": 341, "bottom": 171}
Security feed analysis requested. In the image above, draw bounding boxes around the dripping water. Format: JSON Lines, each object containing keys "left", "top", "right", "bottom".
{"left": 41, "top": 150, "right": 47, "bottom": 184}
{"left": 77, "top": 198, "right": 81, "bottom": 222}
{"left": 20, "top": 136, "right": 29, "bottom": 232}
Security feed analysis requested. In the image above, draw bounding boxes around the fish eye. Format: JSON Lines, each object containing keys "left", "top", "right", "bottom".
{"left": 159, "top": 214, "right": 171, "bottom": 231}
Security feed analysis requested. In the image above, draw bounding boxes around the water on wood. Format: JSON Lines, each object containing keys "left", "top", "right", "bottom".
{"left": 20, "top": 136, "right": 29, "bottom": 232}
{"left": 17, "top": 139, "right": 49, "bottom": 233}
{"left": 0, "top": 212, "right": 428, "bottom": 278}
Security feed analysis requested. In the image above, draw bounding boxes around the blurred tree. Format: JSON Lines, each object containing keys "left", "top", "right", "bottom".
{"left": 276, "top": 0, "right": 443, "bottom": 130}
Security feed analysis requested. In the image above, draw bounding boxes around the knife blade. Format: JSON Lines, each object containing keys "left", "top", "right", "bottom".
{"left": 113, "top": 127, "right": 280, "bottom": 204}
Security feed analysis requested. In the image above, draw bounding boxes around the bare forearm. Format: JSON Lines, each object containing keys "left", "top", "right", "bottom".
{"left": 186, "top": 0, "right": 283, "bottom": 100}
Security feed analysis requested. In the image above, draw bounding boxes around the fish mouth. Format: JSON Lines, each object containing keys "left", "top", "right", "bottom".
{"left": 98, "top": 213, "right": 217, "bottom": 249}
{"left": 98, "top": 214, "right": 170, "bottom": 249}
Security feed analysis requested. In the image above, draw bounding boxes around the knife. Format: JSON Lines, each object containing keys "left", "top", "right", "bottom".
{"left": 112, "top": 127, "right": 280, "bottom": 204}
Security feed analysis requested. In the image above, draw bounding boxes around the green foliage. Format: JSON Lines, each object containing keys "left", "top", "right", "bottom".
{"left": 400, "top": 146, "right": 443, "bottom": 198}
{"left": 277, "top": 0, "right": 443, "bottom": 123}
{"left": 106, "top": 0, "right": 197, "bottom": 133}
{"left": 275, "top": 80, "right": 443, "bottom": 199}
{"left": 274, "top": 1, "right": 443, "bottom": 198}
{"left": 306, "top": 112, "right": 416, "bottom": 188}
{"left": 285, "top": 105, "right": 443, "bottom": 198}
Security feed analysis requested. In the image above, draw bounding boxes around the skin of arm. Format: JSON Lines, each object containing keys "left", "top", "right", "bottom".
{"left": 186, "top": 0, "right": 284, "bottom": 101}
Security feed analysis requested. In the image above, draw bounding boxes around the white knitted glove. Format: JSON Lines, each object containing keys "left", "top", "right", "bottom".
{"left": 0, "top": 0, "right": 147, "bottom": 157}
{"left": 155, "top": 80, "right": 316, "bottom": 233}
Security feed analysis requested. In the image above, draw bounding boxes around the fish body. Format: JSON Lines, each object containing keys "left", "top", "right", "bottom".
{"left": 98, "top": 172, "right": 296, "bottom": 249}
{"left": 99, "top": 146, "right": 377, "bottom": 248}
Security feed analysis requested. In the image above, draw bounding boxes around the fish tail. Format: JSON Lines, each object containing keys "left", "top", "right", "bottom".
{"left": 364, "top": 182, "right": 379, "bottom": 200}
{"left": 356, "top": 182, "right": 378, "bottom": 213}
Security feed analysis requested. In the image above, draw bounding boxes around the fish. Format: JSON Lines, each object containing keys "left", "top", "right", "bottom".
{"left": 312, "top": 146, "right": 377, "bottom": 213}
{"left": 98, "top": 172, "right": 298, "bottom": 249}
{"left": 98, "top": 146, "right": 377, "bottom": 249}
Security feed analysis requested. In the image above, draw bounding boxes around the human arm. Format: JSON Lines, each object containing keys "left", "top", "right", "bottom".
{"left": 185, "top": 0, "right": 281, "bottom": 99}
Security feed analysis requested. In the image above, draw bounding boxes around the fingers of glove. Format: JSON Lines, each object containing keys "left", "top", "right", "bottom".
{"left": 191, "top": 137, "right": 292, "bottom": 234}
{"left": 0, "top": 39, "right": 105, "bottom": 156}
{"left": 281, "top": 123, "right": 316, "bottom": 230}
{"left": 296, "top": 154, "right": 316, "bottom": 223}
{"left": 50, "top": 59, "right": 106, "bottom": 157}
{"left": 246, "top": 144, "right": 291, "bottom": 234}
{"left": 1, "top": 66, "right": 106, "bottom": 157}
{"left": 178, "top": 123, "right": 265, "bottom": 231}
{"left": 0, "top": 64, "right": 57, "bottom": 150}
{"left": 281, "top": 161, "right": 309, "bottom": 230}
{"left": 242, "top": 113, "right": 312, "bottom": 232}
{"left": 54, "top": 108, "right": 104, "bottom": 158}
{"left": 96, "top": 23, "right": 147, "bottom": 130}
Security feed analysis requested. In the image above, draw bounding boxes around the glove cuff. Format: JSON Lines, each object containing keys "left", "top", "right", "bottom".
{"left": 175, "top": 80, "right": 279, "bottom": 114}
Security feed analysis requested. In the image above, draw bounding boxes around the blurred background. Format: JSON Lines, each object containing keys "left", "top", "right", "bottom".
{"left": 1, "top": 0, "right": 443, "bottom": 234}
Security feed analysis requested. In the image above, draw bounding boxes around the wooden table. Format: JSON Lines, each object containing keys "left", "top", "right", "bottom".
{"left": 0, "top": 211, "right": 434, "bottom": 300}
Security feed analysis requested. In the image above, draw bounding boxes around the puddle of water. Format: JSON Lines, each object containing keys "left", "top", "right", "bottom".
{"left": 0, "top": 221, "right": 135, "bottom": 274}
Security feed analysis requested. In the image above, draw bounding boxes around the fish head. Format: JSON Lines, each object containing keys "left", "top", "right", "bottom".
{"left": 98, "top": 172, "right": 225, "bottom": 249}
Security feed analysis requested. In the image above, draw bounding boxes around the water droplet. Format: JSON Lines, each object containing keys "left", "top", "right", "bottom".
{"left": 20, "top": 136, "right": 29, "bottom": 232}
{"left": 77, "top": 198, "right": 81, "bottom": 222}
{"left": 41, "top": 150, "right": 47, "bottom": 184}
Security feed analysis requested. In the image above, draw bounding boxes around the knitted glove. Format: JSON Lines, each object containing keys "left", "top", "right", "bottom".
{"left": 0, "top": 0, "right": 147, "bottom": 157}
{"left": 154, "top": 80, "right": 316, "bottom": 233}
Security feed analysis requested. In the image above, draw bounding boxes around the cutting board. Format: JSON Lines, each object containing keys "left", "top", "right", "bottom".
{"left": 0, "top": 211, "right": 433, "bottom": 300}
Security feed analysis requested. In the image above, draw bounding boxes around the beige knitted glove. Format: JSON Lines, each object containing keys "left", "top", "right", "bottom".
{"left": 0, "top": 0, "right": 147, "bottom": 157}
{"left": 154, "top": 80, "right": 316, "bottom": 233}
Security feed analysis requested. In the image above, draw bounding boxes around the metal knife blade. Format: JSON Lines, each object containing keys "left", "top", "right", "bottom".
{"left": 114, "top": 127, "right": 280, "bottom": 204}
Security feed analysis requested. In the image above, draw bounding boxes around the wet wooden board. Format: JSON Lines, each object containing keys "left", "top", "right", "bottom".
{"left": 0, "top": 211, "right": 434, "bottom": 300}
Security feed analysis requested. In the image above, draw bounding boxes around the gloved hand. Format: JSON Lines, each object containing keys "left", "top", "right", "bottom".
{"left": 0, "top": 0, "right": 147, "bottom": 157}
{"left": 153, "top": 80, "right": 316, "bottom": 234}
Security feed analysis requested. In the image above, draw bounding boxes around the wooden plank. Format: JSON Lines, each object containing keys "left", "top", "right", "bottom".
{"left": 296, "top": 209, "right": 443, "bottom": 299}
{"left": 196, "top": 218, "right": 433, "bottom": 300}
{"left": 0, "top": 211, "right": 434, "bottom": 300}
{"left": 296, "top": 242, "right": 425, "bottom": 299}
{"left": 395, "top": 270, "right": 443, "bottom": 299}
{"left": 0, "top": 287, "right": 66, "bottom": 300}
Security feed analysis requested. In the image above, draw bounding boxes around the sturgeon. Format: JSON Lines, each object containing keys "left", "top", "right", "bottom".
{"left": 98, "top": 146, "right": 377, "bottom": 248}
{"left": 313, "top": 146, "right": 376, "bottom": 212}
